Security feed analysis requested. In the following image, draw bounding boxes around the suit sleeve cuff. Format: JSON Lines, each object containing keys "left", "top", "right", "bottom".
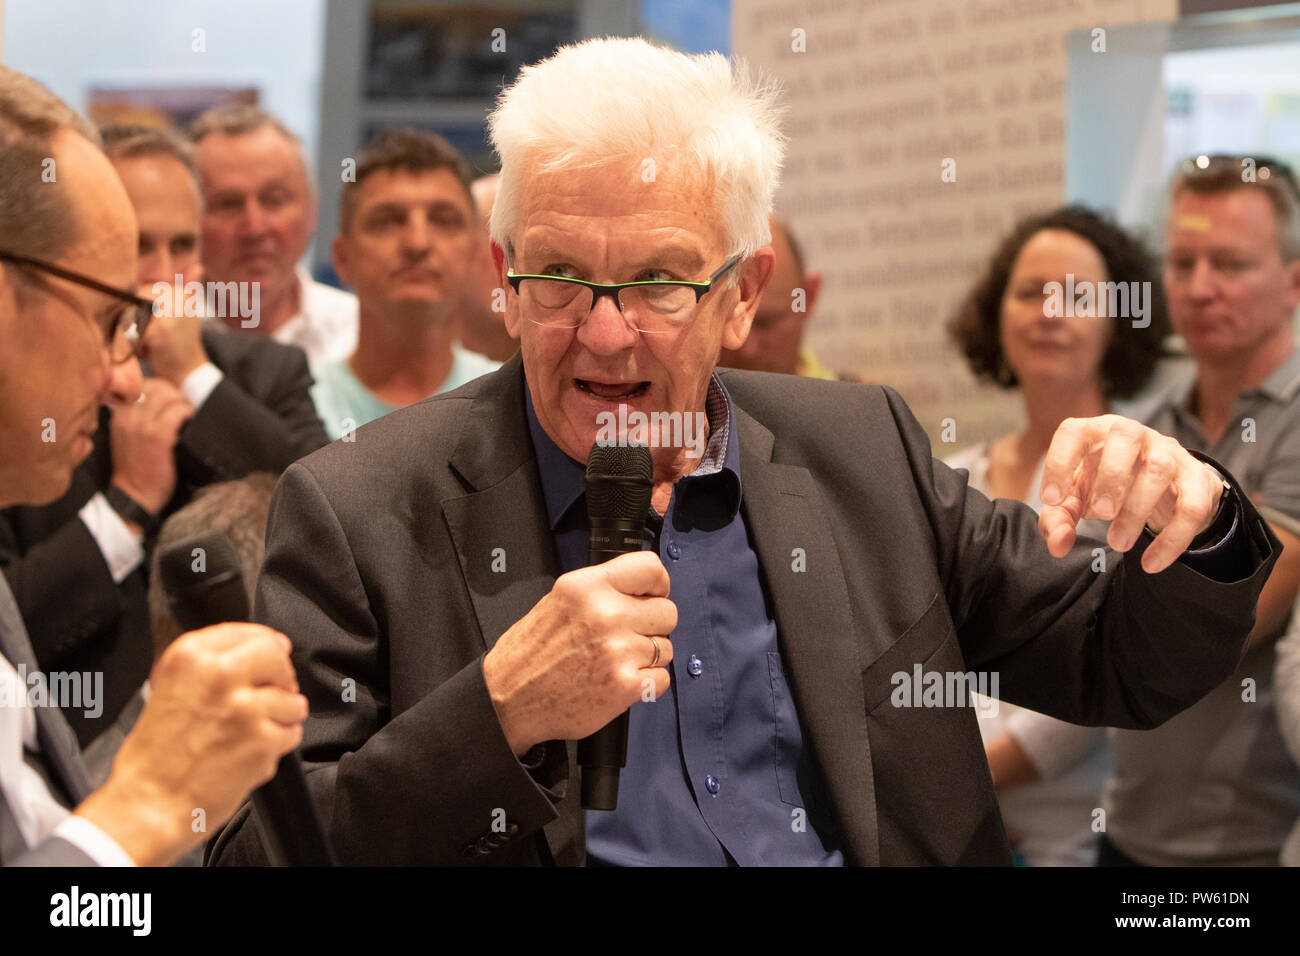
{"left": 55, "top": 814, "right": 137, "bottom": 867}
{"left": 180, "top": 362, "right": 224, "bottom": 409}
{"left": 78, "top": 493, "right": 145, "bottom": 583}
{"left": 1167, "top": 452, "right": 1251, "bottom": 581}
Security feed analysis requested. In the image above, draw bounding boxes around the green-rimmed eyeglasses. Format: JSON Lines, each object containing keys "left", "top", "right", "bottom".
{"left": 0, "top": 249, "right": 152, "bottom": 363}
{"left": 506, "top": 254, "right": 743, "bottom": 333}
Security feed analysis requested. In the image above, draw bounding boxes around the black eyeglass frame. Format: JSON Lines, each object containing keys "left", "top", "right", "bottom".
{"left": 505, "top": 253, "right": 744, "bottom": 332}
{"left": 0, "top": 248, "right": 152, "bottom": 361}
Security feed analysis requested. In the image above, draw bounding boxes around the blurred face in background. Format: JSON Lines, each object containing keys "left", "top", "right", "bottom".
{"left": 111, "top": 152, "right": 203, "bottom": 289}
{"left": 719, "top": 219, "right": 820, "bottom": 375}
{"left": 998, "top": 228, "right": 1113, "bottom": 394}
{"left": 0, "top": 130, "right": 142, "bottom": 506}
{"left": 1164, "top": 188, "right": 1300, "bottom": 362}
{"left": 332, "top": 166, "right": 475, "bottom": 322}
{"left": 195, "top": 126, "right": 315, "bottom": 296}
{"left": 458, "top": 173, "right": 516, "bottom": 357}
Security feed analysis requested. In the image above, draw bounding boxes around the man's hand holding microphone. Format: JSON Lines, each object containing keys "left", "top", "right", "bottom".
{"left": 483, "top": 551, "right": 676, "bottom": 758}
{"left": 72, "top": 623, "right": 307, "bottom": 866}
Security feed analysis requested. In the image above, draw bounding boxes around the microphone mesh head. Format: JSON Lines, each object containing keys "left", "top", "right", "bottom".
{"left": 586, "top": 442, "right": 654, "bottom": 521}
{"left": 159, "top": 530, "right": 241, "bottom": 596}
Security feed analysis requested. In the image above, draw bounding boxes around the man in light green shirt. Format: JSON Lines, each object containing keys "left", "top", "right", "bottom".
{"left": 313, "top": 344, "right": 499, "bottom": 440}
{"left": 311, "top": 128, "right": 500, "bottom": 440}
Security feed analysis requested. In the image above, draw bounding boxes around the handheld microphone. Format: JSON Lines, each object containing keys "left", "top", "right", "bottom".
{"left": 159, "top": 531, "right": 336, "bottom": 866}
{"left": 578, "top": 442, "right": 654, "bottom": 811}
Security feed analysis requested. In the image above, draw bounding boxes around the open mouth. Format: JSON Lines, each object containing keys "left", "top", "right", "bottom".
{"left": 574, "top": 379, "right": 651, "bottom": 401}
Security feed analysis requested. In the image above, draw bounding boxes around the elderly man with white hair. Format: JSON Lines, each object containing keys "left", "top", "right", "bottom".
{"left": 209, "top": 38, "right": 1278, "bottom": 866}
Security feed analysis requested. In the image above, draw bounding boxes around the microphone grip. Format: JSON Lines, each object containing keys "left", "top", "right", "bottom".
{"left": 578, "top": 713, "right": 629, "bottom": 811}
{"left": 250, "top": 753, "right": 336, "bottom": 867}
{"left": 579, "top": 516, "right": 646, "bottom": 811}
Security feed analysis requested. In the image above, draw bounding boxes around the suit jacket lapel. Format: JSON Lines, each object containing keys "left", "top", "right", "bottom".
{"left": 442, "top": 354, "right": 561, "bottom": 652}
{"left": 0, "top": 576, "right": 92, "bottom": 807}
{"left": 441, "top": 356, "right": 580, "bottom": 860}
{"left": 734, "top": 405, "right": 880, "bottom": 866}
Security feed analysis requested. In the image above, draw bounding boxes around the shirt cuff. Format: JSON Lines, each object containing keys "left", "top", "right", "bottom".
{"left": 180, "top": 362, "right": 224, "bottom": 409}
{"left": 53, "top": 814, "right": 137, "bottom": 867}
{"left": 79, "top": 493, "right": 145, "bottom": 583}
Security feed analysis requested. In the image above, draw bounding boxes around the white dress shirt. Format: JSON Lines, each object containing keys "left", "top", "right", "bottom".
{"left": 269, "top": 266, "right": 359, "bottom": 372}
{"left": 0, "top": 651, "right": 133, "bottom": 865}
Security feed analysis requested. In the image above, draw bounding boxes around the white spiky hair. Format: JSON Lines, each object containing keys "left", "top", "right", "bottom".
{"left": 487, "top": 36, "right": 786, "bottom": 263}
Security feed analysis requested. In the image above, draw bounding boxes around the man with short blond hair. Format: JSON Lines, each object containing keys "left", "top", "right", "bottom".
{"left": 191, "top": 104, "right": 357, "bottom": 369}
{"left": 1100, "top": 155, "right": 1300, "bottom": 867}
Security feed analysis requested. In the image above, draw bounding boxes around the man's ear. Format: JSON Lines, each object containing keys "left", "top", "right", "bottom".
{"left": 331, "top": 234, "right": 352, "bottom": 289}
{"left": 492, "top": 241, "right": 522, "bottom": 340}
{"left": 721, "top": 246, "right": 774, "bottom": 351}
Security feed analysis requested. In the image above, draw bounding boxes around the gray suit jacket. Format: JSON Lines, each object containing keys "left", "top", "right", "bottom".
{"left": 0, "top": 577, "right": 96, "bottom": 866}
{"left": 208, "top": 354, "right": 1279, "bottom": 865}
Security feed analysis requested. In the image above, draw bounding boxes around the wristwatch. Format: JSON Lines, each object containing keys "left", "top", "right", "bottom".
{"left": 105, "top": 485, "right": 159, "bottom": 536}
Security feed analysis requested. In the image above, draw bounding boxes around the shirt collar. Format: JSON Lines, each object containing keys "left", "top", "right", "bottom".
{"left": 1257, "top": 345, "right": 1300, "bottom": 401}
{"left": 525, "top": 372, "right": 742, "bottom": 531}
{"left": 1173, "top": 344, "right": 1300, "bottom": 418}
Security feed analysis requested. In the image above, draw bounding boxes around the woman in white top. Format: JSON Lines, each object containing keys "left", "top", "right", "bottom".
{"left": 944, "top": 205, "right": 1171, "bottom": 865}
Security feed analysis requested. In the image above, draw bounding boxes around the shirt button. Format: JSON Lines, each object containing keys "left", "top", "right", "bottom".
{"left": 667, "top": 541, "right": 682, "bottom": 560}
{"left": 687, "top": 654, "right": 703, "bottom": 677}
{"left": 705, "top": 774, "right": 720, "bottom": 796}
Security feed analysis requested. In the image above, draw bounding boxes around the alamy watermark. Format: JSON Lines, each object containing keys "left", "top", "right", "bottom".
{"left": 890, "top": 664, "right": 999, "bottom": 716}
{"left": 1043, "top": 273, "right": 1151, "bottom": 329}
{"left": 1, "top": 663, "right": 102, "bottom": 719}
{"left": 151, "top": 275, "right": 260, "bottom": 328}
{"left": 50, "top": 886, "right": 150, "bottom": 936}
{"left": 594, "top": 404, "right": 709, "bottom": 459}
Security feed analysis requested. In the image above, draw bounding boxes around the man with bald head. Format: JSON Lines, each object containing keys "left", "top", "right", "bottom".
{"left": 453, "top": 173, "right": 519, "bottom": 363}
{"left": 0, "top": 65, "right": 305, "bottom": 867}
{"left": 718, "top": 216, "right": 833, "bottom": 379}
{"left": 191, "top": 105, "right": 357, "bottom": 370}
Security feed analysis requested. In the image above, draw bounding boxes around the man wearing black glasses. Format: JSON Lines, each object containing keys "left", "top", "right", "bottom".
{"left": 212, "top": 39, "right": 1279, "bottom": 867}
{"left": 0, "top": 125, "right": 329, "bottom": 753}
{"left": 0, "top": 65, "right": 306, "bottom": 867}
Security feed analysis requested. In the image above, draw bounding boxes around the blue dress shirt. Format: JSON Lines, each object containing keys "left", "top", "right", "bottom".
{"left": 524, "top": 376, "right": 843, "bottom": 866}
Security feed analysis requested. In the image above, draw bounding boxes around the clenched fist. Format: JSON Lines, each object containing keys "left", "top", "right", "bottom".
{"left": 73, "top": 623, "right": 307, "bottom": 866}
